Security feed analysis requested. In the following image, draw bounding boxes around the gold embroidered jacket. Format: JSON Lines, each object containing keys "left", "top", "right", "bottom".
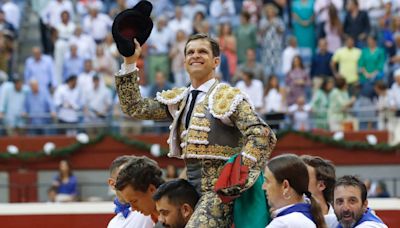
{"left": 115, "top": 70, "right": 276, "bottom": 169}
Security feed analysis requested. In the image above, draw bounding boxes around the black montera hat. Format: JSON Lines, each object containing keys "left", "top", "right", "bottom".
{"left": 112, "top": 0, "right": 153, "bottom": 57}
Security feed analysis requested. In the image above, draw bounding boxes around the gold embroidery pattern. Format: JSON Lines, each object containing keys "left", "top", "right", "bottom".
{"left": 187, "top": 130, "right": 208, "bottom": 140}
{"left": 190, "top": 117, "right": 211, "bottom": 128}
{"left": 211, "top": 84, "right": 241, "bottom": 116}
{"left": 186, "top": 160, "right": 233, "bottom": 227}
{"left": 159, "top": 88, "right": 187, "bottom": 102}
{"left": 183, "top": 144, "right": 240, "bottom": 159}
{"left": 115, "top": 72, "right": 169, "bottom": 120}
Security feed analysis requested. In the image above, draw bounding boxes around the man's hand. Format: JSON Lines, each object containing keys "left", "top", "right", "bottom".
{"left": 124, "top": 38, "right": 142, "bottom": 65}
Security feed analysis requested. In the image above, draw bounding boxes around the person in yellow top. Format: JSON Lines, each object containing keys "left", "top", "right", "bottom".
{"left": 331, "top": 36, "right": 361, "bottom": 93}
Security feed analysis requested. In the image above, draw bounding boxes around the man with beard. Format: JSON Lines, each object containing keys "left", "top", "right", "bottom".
{"left": 333, "top": 175, "right": 387, "bottom": 228}
{"left": 153, "top": 179, "right": 199, "bottom": 228}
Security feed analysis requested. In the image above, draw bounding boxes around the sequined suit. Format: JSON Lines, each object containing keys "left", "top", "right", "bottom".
{"left": 115, "top": 70, "right": 276, "bottom": 227}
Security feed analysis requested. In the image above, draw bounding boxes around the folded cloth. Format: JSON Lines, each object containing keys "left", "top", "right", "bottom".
{"left": 114, "top": 197, "right": 131, "bottom": 218}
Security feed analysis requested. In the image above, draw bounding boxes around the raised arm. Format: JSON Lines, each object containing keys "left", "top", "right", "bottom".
{"left": 115, "top": 39, "right": 170, "bottom": 121}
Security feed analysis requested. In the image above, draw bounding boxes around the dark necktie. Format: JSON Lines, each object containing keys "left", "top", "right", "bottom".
{"left": 185, "top": 90, "right": 201, "bottom": 129}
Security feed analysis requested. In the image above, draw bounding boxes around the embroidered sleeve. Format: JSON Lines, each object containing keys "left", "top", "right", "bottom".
{"left": 230, "top": 100, "right": 277, "bottom": 169}
{"left": 115, "top": 70, "right": 170, "bottom": 120}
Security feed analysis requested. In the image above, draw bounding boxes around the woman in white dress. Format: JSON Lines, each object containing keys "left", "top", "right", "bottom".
{"left": 263, "top": 154, "right": 327, "bottom": 228}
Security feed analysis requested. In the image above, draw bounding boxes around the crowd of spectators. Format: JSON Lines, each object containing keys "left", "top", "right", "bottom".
{"left": 0, "top": 0, "right": 400, "bottom": 143}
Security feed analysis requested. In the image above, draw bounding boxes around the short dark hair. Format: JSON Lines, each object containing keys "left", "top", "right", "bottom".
{"left": 115, "top": 156, "right": 164, "bottom": 192}
{"left": 109, "top": 155, "right": 133, "bottom": 176}
{"left": 335, "top": 175, "right": 367, "bottom": 203}
{"left": 184, "top": 33, "right": 220, "bottom": 57}
{"left": 153, "top": 179, "right": 199, "bottom": 209}
{"left": 301, "top": 155, "right": 336, "bottom": 203}
{"left": 335, "top": 77, "right": 346, "bottom": 89}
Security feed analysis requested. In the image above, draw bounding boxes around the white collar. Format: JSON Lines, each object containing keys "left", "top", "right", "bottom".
{"left": 189, "top": 78, "right": 216, "bottom": 94}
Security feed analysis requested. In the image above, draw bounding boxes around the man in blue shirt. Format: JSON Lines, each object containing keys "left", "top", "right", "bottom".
{"left": 23, "top": 79, "right": 56, "bottom": 135}
{"left": 311, "top": 38, "right": 333, "bottom": 90}
{"left": 62, "top": 44, "right": 84, "bottom": 83}
{"left": 24, "top": 46, "right": 57, "bottom": 93}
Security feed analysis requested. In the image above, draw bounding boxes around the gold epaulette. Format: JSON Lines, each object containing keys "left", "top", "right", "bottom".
{"left": 156, "top": 87, "right": 189, "bottom": 105}
{"left": 209, "top": 83, "right": 251, "bottom": 119}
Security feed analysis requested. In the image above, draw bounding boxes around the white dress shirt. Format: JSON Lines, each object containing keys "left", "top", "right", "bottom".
{"left": 235, "top": 79, "right": 264, "bottom": 109}
{"left": 40, "top": 0, "right": 74, "bottom": 28}
{"left": 325, "top": 204, "right": 339, "bottom": 228}
{"left": 53, "top": 84, "right": 81, "bottom": 123}
{"left": 82, "top": 13, "right": 112, "bottom": 41}
{"left": 281, "top": 46, "right": 300, "bottom": 75}
{"left": 2, "top": 1, "right": 21, "bottom": 30}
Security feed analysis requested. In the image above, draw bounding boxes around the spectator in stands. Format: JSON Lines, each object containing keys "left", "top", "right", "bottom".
{"left": 23, "top": 79, "right": 56, "bottom": 135}
{"left": 389, "top": 69, "right": 400, "bottom": 145}
{"left": 0, "top": 77, "right": 26, "bottom": 135}
{"left": 54, "top": 10, "right": 76, "bottom": 85}
{"left": 235, "top": 11, "right": 257, "bottom": 64}
{"left": 82, "top": 3, "right": 112, "bottom": 44}
{"left": 0, "top": 10, "right": 15, "bottom": 37}
{"left": 331, "top": 36, "right": 361, "bottom": 94}
{"left": 310, "top": 38, "right": 333, "bottom": 91}
{"left": 376, "top": 17, "right": 395, "bottom": 60}
{"left": 301, "top": 155, "right": 338, "bottom": 228}
{"left": 82, "top": 75, "right": 112, "bottom": 134}
{"left": 182, "top": 0, "right": 207, "bottom": 21}
{"left": 262, "top": 75, "right": 286, "bottom": 130}
{"left": 53, "top": 75, "right": 81, "bottom": 135}
{"left": 63, "top": 43, "right": 84, "bottom": 83}
{"left": 235, "top": 48, "right": 264, "bottom": 83}
{"left": 153, "top": 179, "right": 200, "bottom": 228}
{"left": 259, "top": 4, "right": 285, "bottom": 78}
{"left": 69, "top": 26, "right": 97, "bottom": 59}
{"left": 292, "top": 0, "right": 315, "bottom": 62}
{"left": 209, "top": 0, "right": 236, "bottom": 24}
{"left": 218, "top": 22, "right": 237, "bottom": 80}
{"left": 1, "top": 0, "right": 21, "bottom": 31}
{"left": 107, "top": 155, "right": 154, "bottom": 228}
{"left": 374, "top": 181, "right": 390, "bottom": 198}
{"left": 108, "top": 0, "right": 128, "bottom": 19}
{"left": 165, "top": 164, "right": 179, "bottom": 182}
{"left": 147, "top": 16, "right": 171, "bottom": 86}
{"left": 314, "top": 0, "right": 343, "bottom": 41}
{"left": 311, "top": 78, "right": 334, "bottom": 130}
{"left": 328, "top": 77, "right": 356, "bottom": 131}
{"left": 388, "top": 34, "right": 400, "bottom": 85}
{"left": 77, "top": 59, "right": 97, "bottom": 94}
{"left": 262, "top": 154, "right": 326, "bottom": 228}
{"left": 47, "top": 186, "right": 58, "bottom": 203}
{"left": 168, "top": 6, "right": 192, "bottom": 39}
{"left": 52, "top": 160, "right": 78, "bottom": 202}
{"left": 281, "top": 36, "right": 300, "bottom": 78}
{"left": 374, "top": 81, "right": 392, "bottom": 131}
{"left": 148, "top": 71, "right": 173, "bottom": 98}
{"left": 344, "top": 0, "right": 371, "bottom": 48}
{"left": 287, "top": 96, "right": 311, "bottom": 131}
{"left": 115, "top": 156, "right": 165, "bottom": 226}
{"left": 322, "top": 3, "right": 343, "bottom": 53}
{"left": 40, "top": 0, "right": 74, "bottom": 54}
{"left": 358, "top": 35, "right": 385, "bottom": 99}
{"left": 393, "top": 16, "right": 400, "bottom": 38}
{"left": 24, "top": 46, "right": 57, "bottom": 94}
{"left": 235, "top": 70, "right": 264, "bottom": 113}
{"left": 192, "top": 11, "right": 206, "bottom": 35}
{"left": 170, "top": 30, "right": 188, "bottom": 87}
{"left": 333, "top": 175, "right": 388, "bottom": 228}
{"left": 101, "top": 33, "right": 119, "bottom": 60}
{"left": 359, "top": 0, "right": 385, "bottom": 30}
{"left": 285, "top": 55, "right": 311, "bottom": 106}
{"left": 93, "top": 46, "right": 118, "bottom": 89}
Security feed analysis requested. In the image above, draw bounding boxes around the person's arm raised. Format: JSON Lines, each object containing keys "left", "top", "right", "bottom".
{"left": 115, "top": 39, "right": 170, "bottom": 121}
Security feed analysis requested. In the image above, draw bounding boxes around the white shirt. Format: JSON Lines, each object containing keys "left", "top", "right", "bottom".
{"left": 209, "top": 0, "right": 236, "bottom": 23}
{"left": 288, "top": 103, "right": 311, "bottom": 131}
{"left": 2, "top": 1, "right": 21, "bottom": 30}
{"left": 325, "top": 204, "right": 339, "bottom": 228}
{"left": 41, "top": 0, "right": 74, "bottom": 28}
{"left": 267, "top": 204, "right": 316, "bottom": 228}
{"left": 183, "top": 3, "right": 207, "bottom": 20}
{"left": 69, "top": 34, "right": 97, "bottom": 59}
{"left": 235, "top": 79, "right": 264, "bottom": 109}
{"left": 167, "top": 17, "right": 193, "bottom": 38}
{"left": 390, "top": 83, "right": 400, "bottom": 109}
{"left": 83, "top": 84, "right": 112, "bottom": 115}
{"left": 55, "top": 22, "right": 76, "bottom": 40}
{"left": 82, "top": 13, "right": 112, "bottom": 41}
{"left": 107, "top": 210, "right": 154, "bottom": 228}
{"left": 264, "top": 88, "right": 285, "bottom": 113}
{"left": 314, "top": 0, "right": 343, "bottom": 23}
{"left": 54, "top": 84, "right": 81, "bottom": 122}
{"left": 148, "top": 27, "right": 171, "bottom": 55}
{"left": 282, "top": 46, "right": 300, "bottom": 75}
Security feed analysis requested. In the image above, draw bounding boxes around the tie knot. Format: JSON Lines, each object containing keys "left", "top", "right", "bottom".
{"left": 191, "top": 90, "right": 201, "bottom": 97}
